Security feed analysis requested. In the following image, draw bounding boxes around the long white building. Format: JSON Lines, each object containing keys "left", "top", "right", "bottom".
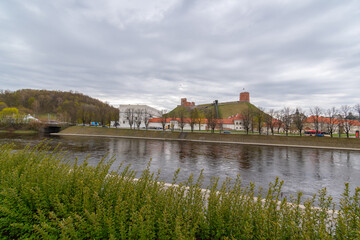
{"left": 119, "top": 104, "right": 162, "bottom": 129}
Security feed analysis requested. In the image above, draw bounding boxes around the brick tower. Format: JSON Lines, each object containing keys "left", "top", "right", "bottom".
{"left": 239, "top": 92, "right": 250, "bottom": 102}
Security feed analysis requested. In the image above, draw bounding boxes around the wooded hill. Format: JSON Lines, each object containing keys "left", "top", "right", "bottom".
{"left": 0, "top": 89, "right": 119, "bottom": 125}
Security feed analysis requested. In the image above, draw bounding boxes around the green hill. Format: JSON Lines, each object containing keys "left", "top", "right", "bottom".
{"left": 168, "top": 101, "right": 260, "bottom": 119}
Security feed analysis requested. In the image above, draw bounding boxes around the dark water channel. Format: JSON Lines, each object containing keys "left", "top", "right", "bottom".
{"left": 1, "top": 133, "right": 360, "bottom": 203}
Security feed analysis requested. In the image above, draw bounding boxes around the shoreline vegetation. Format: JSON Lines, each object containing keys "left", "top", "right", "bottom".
{"left": 55, "top": 126, "right": 360, "bottom": 151}
{"left": 1, "top": 143, "right": 360, "bottom": 239}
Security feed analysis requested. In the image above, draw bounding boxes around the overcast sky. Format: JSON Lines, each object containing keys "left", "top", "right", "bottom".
{"left": 1, "top": 0, "right": 360, "bottom": 112}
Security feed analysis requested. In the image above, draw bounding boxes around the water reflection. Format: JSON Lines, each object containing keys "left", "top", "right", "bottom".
{"left": 1, "top": 134, "right": 360, "bottom": 203}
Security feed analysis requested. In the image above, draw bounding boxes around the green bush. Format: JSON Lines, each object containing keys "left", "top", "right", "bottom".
{"left": 0, "top": 143, "right": 360, "bottom": 239}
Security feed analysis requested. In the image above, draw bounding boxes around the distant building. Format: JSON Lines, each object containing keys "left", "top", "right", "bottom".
{"left": 180, "top": 98, "right": 195, "bottom": 107}
{"left": 23, "top": 114, "right": 40, "bottom": 122}
{"left": 239, "top": 91, "right": 250, "bottom": 102}
{"left": 304, "top": 116, "right": 360, "bottom": 134}
{"left": 148, "top": 113, "right": 248, "bottom": 131}
{"left": 119, "top": 104, "right": 162, "bottom": 129}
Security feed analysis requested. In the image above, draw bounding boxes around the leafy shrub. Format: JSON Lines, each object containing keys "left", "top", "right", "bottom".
{"left": 0, "top": 143, "right": 359, "bottom": 239}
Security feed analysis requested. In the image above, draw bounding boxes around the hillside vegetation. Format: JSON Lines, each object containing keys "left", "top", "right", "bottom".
{"left": 168, "top": 101, "right": 260, "bottom": 119}
{"left": 0, "top": 89, "right": 118, "bottom": 124}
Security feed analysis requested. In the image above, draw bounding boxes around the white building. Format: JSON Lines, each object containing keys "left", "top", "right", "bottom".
{"left": 119, "top": 104, "right": 162, "bottom": 129}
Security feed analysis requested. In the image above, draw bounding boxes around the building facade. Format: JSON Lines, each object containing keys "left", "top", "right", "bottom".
{"left": 119, "top": 104, "right": 162, "bottom": 129}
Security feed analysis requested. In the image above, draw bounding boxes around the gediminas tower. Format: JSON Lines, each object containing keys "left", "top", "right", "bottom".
{"left": 239, "top": 91, "right": 250, "bottom": 102}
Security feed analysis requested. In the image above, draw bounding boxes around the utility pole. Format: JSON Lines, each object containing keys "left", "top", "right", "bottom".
{"left": 214, "top": 100, "right": 219, "bottom": 119}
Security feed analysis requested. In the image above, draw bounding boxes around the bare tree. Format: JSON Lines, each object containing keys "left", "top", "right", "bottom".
{"left": 135, "top": 109, "right": 143, "bottom": 129}
{"left": 125, "top": 108, "right": 135, "bottom": 129}
{"left": 265, "top": 109, "right": 276, "bottom": 135}
{"left": 341, "top": 105, "right": 352, "bottom": 138}
{"left": 195, "top": 108, "right": 204, "bottom": 131}
{"left": 205, "top": 108, "right": 217, "bottom": 133}
{"left": 292, "top": 108, "right": 307, "bottom": 136}
{"left": 275, "top": 110, "right": 283, "bottom": 134}
{"left": 355, "top": 104, "right": 360, "bottom": 120}
{"left": 160, "top": 113, "right": 168, "bottom": 131}
{"left": 281, "top": 107, "right": 292, "bottom": 136}
{"left": 178, "top": 107, "right": 187, "bottom": 132}
{"left": 143, "top": 109, "right": 151, "bottom": 130}
{"left": 326, "top": 107, "right": 338, "bottom": 137}
{"left": 254, "top": 107, "right": 265, "bottom": 135}
{"left": 169, "top": 112, "right": 176, "bottom": 131}
{"left": 241, "top": 106, "right": 253, "bottom": 135}
{"left": 310, "top": 106, "right": 322, "bottom": 136}
{"left": 78, "top": 104, "right": 92, "bottom": 126}
{"left": 190, "top": 109, "right": 197, "bottom": 132}
{"left": 107, "top": 107, "right": 117, "bottom": 127}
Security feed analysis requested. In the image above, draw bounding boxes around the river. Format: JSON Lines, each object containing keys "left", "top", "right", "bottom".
{"left": 1, "top": 133, "right": 360, "bottom": 203}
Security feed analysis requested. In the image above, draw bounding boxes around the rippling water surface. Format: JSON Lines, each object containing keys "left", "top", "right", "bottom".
{"left": 1, "top": 133, "right": 360, "bottom": 203}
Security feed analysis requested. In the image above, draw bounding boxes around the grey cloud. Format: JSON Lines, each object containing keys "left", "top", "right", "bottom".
{"left": 0, "top": 0, "right": 360, "bottom": 111}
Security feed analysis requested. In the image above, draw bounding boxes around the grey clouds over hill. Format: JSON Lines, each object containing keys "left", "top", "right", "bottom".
{"left": 0, "top": 0, "right": 359, "bottom": 111}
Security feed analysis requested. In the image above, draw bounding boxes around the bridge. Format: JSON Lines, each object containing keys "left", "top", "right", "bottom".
{"left": 41, "top": 121, "right": 68, "bottom": 134}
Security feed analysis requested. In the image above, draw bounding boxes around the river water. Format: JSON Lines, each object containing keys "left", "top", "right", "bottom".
{"left": 1, "top": 133, "right": 360, "bottom": 203}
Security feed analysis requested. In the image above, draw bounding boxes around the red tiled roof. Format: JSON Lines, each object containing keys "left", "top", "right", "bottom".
{"left": 149, "top": 117, "right": 206, "bottom": 123}
{"left": 149, "top": 114, "right": 245, "bottom": 124}
{"left": 305, "top": 116, "right": 360, "bottom": 126}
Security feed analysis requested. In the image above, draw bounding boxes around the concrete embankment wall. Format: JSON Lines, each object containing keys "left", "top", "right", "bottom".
{"left": 55, "top": 126, "right": 360, "bottom": 150}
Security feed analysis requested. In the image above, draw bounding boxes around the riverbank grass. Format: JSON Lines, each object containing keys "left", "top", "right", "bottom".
{"left": 0, "top": 130, "right": 38, "bottom": 134}
{"left": 1, "top": 143, "right": 360, "bottom": 239}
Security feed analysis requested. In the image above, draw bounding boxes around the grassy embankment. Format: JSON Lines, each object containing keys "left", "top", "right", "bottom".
{"left": 58, "top": 126, "right": 360, "bottom": 150}
{"left": 0, "top": 130, "right": 38, "bottom": 134}
{"left": 1, "top": 143, "right": 360, "bottom": 239}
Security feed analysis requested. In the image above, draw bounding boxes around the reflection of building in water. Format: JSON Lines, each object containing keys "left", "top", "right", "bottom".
{"left": 119, "top": 104, "right": 162, "bottom": 129}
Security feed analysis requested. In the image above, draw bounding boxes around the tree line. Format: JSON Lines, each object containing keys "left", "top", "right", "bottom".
{"left": 157, "top": 103, "right": 360, "bottom": 138}
{"left": 243, "top": 104, "right": 360, "bottom": 138}
{"left": 0, "top": 89, "right": 119, "bottom": 126}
